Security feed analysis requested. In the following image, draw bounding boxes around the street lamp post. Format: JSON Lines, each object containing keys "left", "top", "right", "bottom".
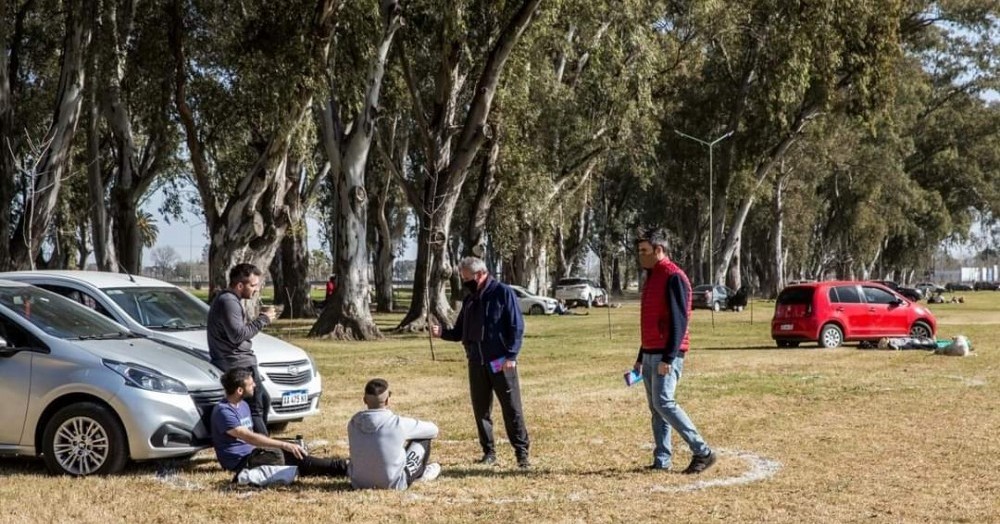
{"left": 674, "top": 129, "right": 734, "bottom": 285}
{"left": 188, "top": 220, "right": 206, "bottom": 289}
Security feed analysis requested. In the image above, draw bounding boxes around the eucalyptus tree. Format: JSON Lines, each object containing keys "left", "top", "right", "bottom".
{"left": 169, "top": 0, "right": 339, "bottom": 291}
{"left": 388, "top": 0, "right": 543, "bottom": 331}
{"left": 7, "top": 0, "right": 94, "bottom": 269}
{"left": 309, "top": 0, "right": 404, "bottom": 339}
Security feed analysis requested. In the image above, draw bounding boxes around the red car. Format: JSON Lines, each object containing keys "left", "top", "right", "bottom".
{"left": 771, "top": 281, "right": 937, "bottom": 348}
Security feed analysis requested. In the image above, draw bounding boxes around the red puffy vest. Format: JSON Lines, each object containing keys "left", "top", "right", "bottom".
{"left": 640, "top": 258, "right": 691, "bottom": 352}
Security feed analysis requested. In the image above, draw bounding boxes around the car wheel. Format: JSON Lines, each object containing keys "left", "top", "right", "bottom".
{"left": 776, "top": 340, "right": 800, "bottom": 348}
{"left": 42, "top": 402, "right": 128, "bottom": 476}
{"left": 584, "top": 295, "right": 592, "bottom": 309}
{"left": 712, "top": 301, "right": 721, "bottom": 312}
{"left": 529, "top": 304, "right": 544, "bottom": 315}
{"left": 734, "top": 305, "right": 744, "bottom": 312}
{"left": 818, "top": 324, "right": 843, "bottom": 349}
{"left": 909, "top": 321, "right": 932, "bottom": 339}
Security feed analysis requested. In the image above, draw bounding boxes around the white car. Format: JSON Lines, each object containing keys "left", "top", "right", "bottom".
{"left": 0, "top": 271, "right": 321, "bottom": 431}
{"left": 509, "top": 285, "right": 559, "bottom": 315}
{"left": 554, "top": 277, "right": 606, "bottom": 308}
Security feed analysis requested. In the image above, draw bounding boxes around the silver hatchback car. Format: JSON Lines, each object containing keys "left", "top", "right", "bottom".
{"left": 0, "top": 281, "right": 224, "bottom": 476}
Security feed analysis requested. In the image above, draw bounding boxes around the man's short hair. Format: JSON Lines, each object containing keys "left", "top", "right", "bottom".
{"left": 637, "top": 228, "right": 670, "bottom": 254}
{"left": 221, "top": 368, "right": 252, "bottom": 395}
{"left": 457, "top": 256, "right": 487, "bottom": 274}
{"left": 229, "top": 263, "right": 263, "bottom": 286}
{"left": 364, "top": 378, "right": 390, "bottom": 406}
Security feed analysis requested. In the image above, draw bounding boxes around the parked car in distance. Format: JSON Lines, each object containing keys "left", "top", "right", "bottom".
{"left": 553, "top": 277, "right": 605, "bottom": 308}
{"left": 870, "top": 280, "right": 923, "bottom": 302}
{"left": 0, "top": 271, "right": 321, "bottom": 432}
{"left": 914, "top": 282, "right": 946, "bottom": 296}
{"left": 692, "top": 284, "right": 733, "bottom": 311}
{"left": 0, "top": 280, "right": 223, "bottom": 476}
{"left": 509, "top": 285, "right": 559, "bottom": 315}
{"left": 772, "top": 281, "right": 937, "bottom": 349}
{"left": 972, "top": 281, "right": 1000, "bottom": 291}
{"left": 945, "top": 282, "right": 975, "bottom": 292}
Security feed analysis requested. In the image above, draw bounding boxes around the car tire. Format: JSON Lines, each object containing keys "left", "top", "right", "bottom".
{"left": 776, "top": 340, "right": 800, "bottom": 348}
{"left": 529, "top": 304, "right": 544, "bottom": 315}
{"left": 909, "top": 321, "right": 933, "bottom": 339}
{"left": 818, "top": 324, "right": 843, "bottom": 349}
{"left": 585, "top": 295, "right": 592, "bottom": 309}
{"left": 42, "top": 402, "right": 128, "bottom": 476}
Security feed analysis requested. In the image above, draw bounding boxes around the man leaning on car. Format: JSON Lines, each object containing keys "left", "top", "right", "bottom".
{"left": 207, "top": 263, "right": 277, "bottom": 435}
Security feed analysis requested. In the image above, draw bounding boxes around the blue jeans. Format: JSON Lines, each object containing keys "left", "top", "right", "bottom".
{"left": 641, "top": 353, "right": 710, "bottom": 467}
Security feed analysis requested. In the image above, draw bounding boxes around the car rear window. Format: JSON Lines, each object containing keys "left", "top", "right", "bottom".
{"left": 558, "top": 279, "right": 588, "bottom": 286}
{"left": 830, "top": 286, "right": 862, "bottom": 303}
{"left": 777, "top": 287, "right": 814, "bottom": 305}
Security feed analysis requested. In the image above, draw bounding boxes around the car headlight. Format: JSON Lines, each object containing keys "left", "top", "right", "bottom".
{"left": 103, "top": 359, "right": 189, "bottom": 394}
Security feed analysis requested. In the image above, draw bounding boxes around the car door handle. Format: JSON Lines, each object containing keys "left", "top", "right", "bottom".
{"left": 836, "top": 307, "right": 845, "bottom": 312}
{"left": 868, "top": 308, "right": 876, "bottom": 312}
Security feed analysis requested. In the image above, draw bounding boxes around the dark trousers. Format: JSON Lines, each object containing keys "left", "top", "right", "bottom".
{"left": 248, "top": 366, "right": 271, "bottom": 436}
{"left": 239, "top": 447, "right": 348, "bottom": 477}
{"left": 468, "top": 362, "right": 530, "bottom": 458}
{"left": 403, "top": 439, "right": 433, "bottom": 484}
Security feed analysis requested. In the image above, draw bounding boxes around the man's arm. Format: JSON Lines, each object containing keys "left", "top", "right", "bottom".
{"left": 397, "top": 415, "right": 439, "bottom": 441}
{"left": 217, "top": 296, "right": 270, "bottom": 344}
{"left": 503, "top": 286, "right": 524, "bottom": 359}
{"left": 225, "top": 426, "right": 306, "bottom": 459}
{"left": 439, "top": 302, "right": 465, "bottom": 342}
{"left": 663, "top": 275, "right": 689, "bottom": 360}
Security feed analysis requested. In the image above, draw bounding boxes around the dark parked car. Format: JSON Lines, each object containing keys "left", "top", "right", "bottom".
{"left": 914, "top": 282, "right": 946, "bottom": 296}
{"left": 871, "top": 280, "right": 922, "bottom": 302}
{"left": 973, "top": 281, "right": 1000, "bottom": 291}
{"left": 772, "top": 281, "right": 937, "bottom": 349}
{"left": 692, "top": 284, "right": 733, "bottom": 311}
{"left": 946, "top": 282, "right": 974, "bottom": 292}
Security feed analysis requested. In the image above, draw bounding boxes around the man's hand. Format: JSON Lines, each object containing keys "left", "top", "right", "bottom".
{"left": 502, "top": 359, "right": 517, "bottom": 372}
{"left": 633, "top": 361, "right": 642, "bottom": 373}
{"left": 282, "top": 441, "right": 307, "bottom": 460}
{"left": 657, "top": 361, "right": 671, "bottom": 377}
{"left": 430, "top": 324, "right": 441, "bottom": 338}
{"left": 260, "top": 306, "right": 278, "bottom": 322}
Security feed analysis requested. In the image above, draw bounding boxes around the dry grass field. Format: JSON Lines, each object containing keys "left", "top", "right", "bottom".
{"left": 2, "top": 294, "right": 998, "bottom": 523}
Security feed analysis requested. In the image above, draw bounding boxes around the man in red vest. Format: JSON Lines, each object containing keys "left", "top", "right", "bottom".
{"left": 634, "top": 228, "right": 716, "bottom": 474}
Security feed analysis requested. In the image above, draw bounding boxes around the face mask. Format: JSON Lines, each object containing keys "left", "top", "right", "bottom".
{"left": 462, "top": 279, "right": 478, "bottom": 293}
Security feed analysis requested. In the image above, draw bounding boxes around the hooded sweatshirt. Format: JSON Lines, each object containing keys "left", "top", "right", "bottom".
{"left": 347, "top": 408, "right": 439, "bottom": 490}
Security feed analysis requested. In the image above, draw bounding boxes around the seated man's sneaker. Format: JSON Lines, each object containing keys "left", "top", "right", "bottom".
{"left": 681, "top": 451, "right": 717, "bottom": 475}
{"left": 415, "top": 462, "right": 441, "bottom": 483}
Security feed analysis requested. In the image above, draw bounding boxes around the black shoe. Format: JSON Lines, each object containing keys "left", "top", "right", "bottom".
{"left": 475, "top": 453, "right": 496, "bottom": 465}
{"left": 645, "top": 464, "right": 670, "bottom": 471}
{"left": 681, "top": 451, "right": 717, "bottom": 474}
{"left": 516, "top": 455, "right": 531, "bottom": 469}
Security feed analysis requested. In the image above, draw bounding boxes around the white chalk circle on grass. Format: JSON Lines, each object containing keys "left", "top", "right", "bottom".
{"left": 649, "top": 448, "right": 782, "bottom": 493}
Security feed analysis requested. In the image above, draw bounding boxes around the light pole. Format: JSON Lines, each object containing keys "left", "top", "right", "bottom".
{"left": 188, "top": 220, "right": 206, "bottom": 289}
{"left": 674, "top": 129, "right": 733, "bottom": 284}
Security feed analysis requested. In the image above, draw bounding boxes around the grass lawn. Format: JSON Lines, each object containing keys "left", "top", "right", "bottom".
{"left": 2, "top": 294, "right": 998, "bottom": 523}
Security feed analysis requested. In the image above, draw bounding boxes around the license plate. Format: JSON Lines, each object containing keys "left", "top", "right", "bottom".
{"left": 780, "top": 324, "right": 794, "bottom": 331}
{"left": 281, "top": 390, "right": 309, "bottom": 407}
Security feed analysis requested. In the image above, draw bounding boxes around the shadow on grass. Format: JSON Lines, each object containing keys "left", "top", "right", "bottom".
{"left": 439, "top": 465, "right": 546, "bottom": 479}
{"left": 701, "top": 345, "right": 822, "bottom": 350}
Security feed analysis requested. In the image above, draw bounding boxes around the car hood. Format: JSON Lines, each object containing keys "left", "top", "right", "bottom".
{"left": 150, "top": 329, "right": 309, "bottom": 365}
{"left": 73, "top": 337, "right": 222, "bottom": 391}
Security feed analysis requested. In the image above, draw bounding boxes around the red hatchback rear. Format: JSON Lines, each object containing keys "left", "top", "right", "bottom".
{"left": 771, "top": 281, "right": 937, "bottom": 348}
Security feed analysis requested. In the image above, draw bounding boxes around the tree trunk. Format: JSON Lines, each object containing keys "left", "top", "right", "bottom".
{"left": 769, "top": 173, "right": 786, "bottom": 298}
{"left": 464, "top": 134, "right": 501, "bottom": 258}
{"left": 309, "top": 3, "right": 401, "bottom": 340}
{"left": 273, "top": 228, "right": 316, "bottom": 319}
{"left": 611, "top": 255, "right": 623, "bottom": 296}
{"left": 85, "top": 45, "right": 115, "bottom": 271}
{"left": 9, "top": 0, "right": 92, "bottom": 269}
{"left": 372, "top": 175, "right": 395, "bottom": 313}
{"left": 396, "top": 214, "right": 435, "bottom": 330}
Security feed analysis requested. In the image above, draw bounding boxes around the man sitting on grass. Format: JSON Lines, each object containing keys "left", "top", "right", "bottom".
{"left": 211, "top": 368, "right": 348, "bottom": 479}
{"left": 348, "top": 378, "right": 441, "bottom": 489}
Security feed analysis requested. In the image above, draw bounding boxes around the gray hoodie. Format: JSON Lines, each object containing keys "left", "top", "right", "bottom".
{"left": 347, "top": 408, "right": 439, "bottom": 490}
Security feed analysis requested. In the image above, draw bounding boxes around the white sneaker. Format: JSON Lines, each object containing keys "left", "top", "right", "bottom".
{"left": 416, "top": 462, "right": 441, "bottom": 483}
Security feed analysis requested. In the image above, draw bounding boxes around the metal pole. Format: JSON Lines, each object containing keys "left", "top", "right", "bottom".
{"left": 674, "top": 129, "right": 733, "bottom": 285}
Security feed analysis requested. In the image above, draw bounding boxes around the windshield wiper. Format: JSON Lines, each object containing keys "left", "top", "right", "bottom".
{"left": 74, "top": 332, "right": 133, "bottom": 340}
{"left": 150, "top": 323, "right": 206, "bottom": 330}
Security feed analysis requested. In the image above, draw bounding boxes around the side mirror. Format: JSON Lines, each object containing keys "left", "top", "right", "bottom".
{"left": 0, "top": 335, "right": 7, "bottom": 348}
{"left": 0, "top": 336, "right": 18, "bottom": 358}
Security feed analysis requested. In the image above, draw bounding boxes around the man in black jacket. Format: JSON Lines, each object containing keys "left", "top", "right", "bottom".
{"left": 207, "top": 263, "right": 277, "bottom": 435}
{"left": 432, "top": 256, "right": 531, "bottom": 468}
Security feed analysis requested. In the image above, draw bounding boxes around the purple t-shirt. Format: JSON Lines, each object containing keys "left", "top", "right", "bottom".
{"left": 211, "top": 400, "right": 255, "bottom": 471}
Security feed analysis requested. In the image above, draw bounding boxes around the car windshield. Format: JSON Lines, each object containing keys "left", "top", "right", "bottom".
{"left": 558, "top": 279, "right": 588, "bottom": 286}
{"left": 0, "top": 285, "right": 131, "bottom": 340}
{"left": 102, "top": 287, "right": 209, "bottom": 330}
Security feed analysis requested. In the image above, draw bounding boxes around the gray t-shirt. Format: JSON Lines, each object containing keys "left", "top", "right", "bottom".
{"left": 348, "top": 408, "right": 439, "bottom": 490}
{"left": 206, "top": 290, "right": 269, "bottom": 370}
